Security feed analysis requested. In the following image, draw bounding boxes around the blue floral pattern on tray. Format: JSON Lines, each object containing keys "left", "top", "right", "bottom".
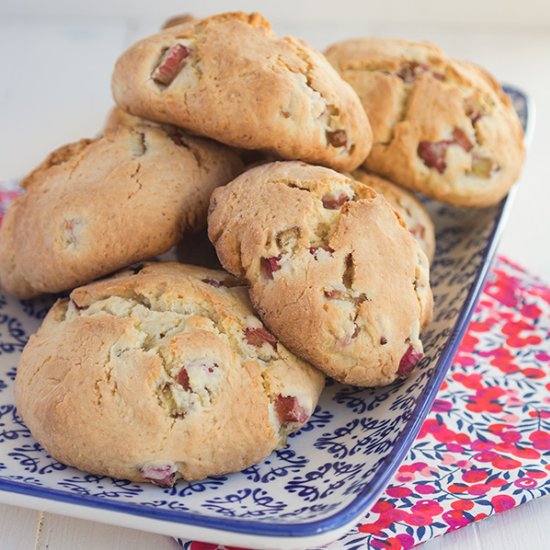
{"left": 0, "top": 86, "right": 530, "bottom": 539}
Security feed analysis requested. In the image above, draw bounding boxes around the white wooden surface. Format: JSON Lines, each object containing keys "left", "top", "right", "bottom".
{"left": 0, "top": 6, "right": 549, "bottom": 550}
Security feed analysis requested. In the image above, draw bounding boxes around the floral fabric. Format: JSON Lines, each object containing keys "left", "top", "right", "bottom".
{"left": 181, "top": 260, "right": 549, "bottom": 549}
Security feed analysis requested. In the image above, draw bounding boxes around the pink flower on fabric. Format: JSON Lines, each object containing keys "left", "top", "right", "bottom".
{"left": 415, "top": 484, "right": 436, "bottom": 495}
{"left": 491, "top": 495, "right": 516, "bottom": 513}
{"left": 432, "top": 399, "right": 452, "bottom": 412}
{"left": 411, "top": 500, "right": 444, "bottom": 517}
{"left": 446, "top": 443, "right": 465, "bottom": 452}
{"left": 395, "top": 471, "right": 415, "bottom": 483}
{"left": 462, "top": 469, "right": 488, "bottom": 483}
{"left": 514, "top": 477, "right": 538, "bottom": 489}
{"left": 442, "top": 510, "right": 471, "bottom": 529}
{"left": 501, "top": 413, "right": 521, "bottom": 423}
{"left": 371, "top": 500, "right": 395, "bottom": 514}
{"left": 386, "top": 486, "right": 413, "bottom": 498}
{"left": 406, "top": 512, "right": 433, "bottom": 526}
{"left": 529, "top": 430, "right": 550, "bottom": 451}
{"left": 396, "top": 534, "right": 415, "bottom": 549}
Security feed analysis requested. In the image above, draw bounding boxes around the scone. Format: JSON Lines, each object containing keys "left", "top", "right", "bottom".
{"left": 103, "top": 106, "right": 268, "bottom": 168}
{"left": 103, "top": 106, "right": 147, "bottom": 132}
{"left": 161, "top": 13, "right": 196, "bottom": 29}
{"left": 0, "top": 124, "right": 242, "bottom": 298}
{"left": 15, "top": 262, "right": 325, "bottom": 484}
{"left": 325, "top": 38, "right": 525, "bottom": 207}
{"left": 208, "top": 161, "right": 433, "bottom": 387}
{"left": 352, "top": 169, "right": 436, "bottom": 263}
{"left": 112, "top": 12, "right": 372, "bottom": 172}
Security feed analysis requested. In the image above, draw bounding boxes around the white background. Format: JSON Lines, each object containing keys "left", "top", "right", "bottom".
{"left": 0, "top": 1, "right": 549, "bottom": 549}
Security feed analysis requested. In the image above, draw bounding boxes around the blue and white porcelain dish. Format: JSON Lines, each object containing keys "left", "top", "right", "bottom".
{"left": 0, "top": 86, "right": 531, "bottom": 549}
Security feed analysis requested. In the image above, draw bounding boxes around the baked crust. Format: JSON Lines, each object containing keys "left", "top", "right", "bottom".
{"left": 0, "top": 124, "right": 242, "bottom": 298}
{"left": 208, "top": 161, "right": 433, "bottom": 387}
{"left": 325, "top": 38, "right": 525, "bottom": 207}
{"left": 14, "top": 262, "right": 324, "bottom": 483}
{"left": 352, "top": 169, "right": 436, "bottom": 264}
{"left": 112, "top": 12, "right": 372, "bottom": 171}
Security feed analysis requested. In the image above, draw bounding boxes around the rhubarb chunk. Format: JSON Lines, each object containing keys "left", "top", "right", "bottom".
{"left": 260, "top": 256, "right": 282, "bottom": 279}
{"left": 244, "top": 327, "right": 278, "bottom": 349}
{"left": 322, "top": 192, "right": 350, "bottom": 209}
{"left": 151, "top": 44, "right": 191, "bottom": 86}
{"left": 139, "top": 463, "right": 177, "bottom": 487}
{"left": 417, "top": 140, "right": 452, "bottom": 173}
{"left": 326, "top": 130, "right": 348, "bottom": 148}
{"left": 397, "top": 345, "right": 423, "bottom": 378}
{"left": 275, "top": 395, "right": 308, "bottom": 424}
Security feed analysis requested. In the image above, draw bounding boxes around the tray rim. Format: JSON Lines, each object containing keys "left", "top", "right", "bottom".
{"left": 0, "top": 84, "right": 532, "bottom": 545}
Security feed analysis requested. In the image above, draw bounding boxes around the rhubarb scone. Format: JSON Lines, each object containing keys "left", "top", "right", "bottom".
{"left": 161, "top": 13, "right": 197, "bottom": 30}
{"left": 0, "top": 125, "right": 242, "bottom": 298}
{"left": 103, "top": 106, "right": 269, "bottom": 168}
{"left": 111, "top": 12, "right": 371, "bottom": 172}
{"left": 352, "top": 169, "right": 436, "bottom": 264}
{"left": 208, "top": 161, "right": 433, "bottom": 387}
{"left": 15, "top": 262, "right": 324, "bottom": 485}
{"left": 325, "top": 38, "right": 525, "bottom": 207}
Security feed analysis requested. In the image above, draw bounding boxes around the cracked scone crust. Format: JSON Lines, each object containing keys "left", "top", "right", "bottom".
{"left": 111, "top": 11, "right": 372, "bottom": 172}
{"left": 325, "top": 38, "right": 525, "bottom": 207}
{"left": 14, "top": 262, "right": 324, "bottom": 484}
{"left": 352, "top": 169, "right": 436, "bottom": 264}
{"left": 0, "top": 124, "right": 242, "bottom": 298}
{"left": 208, "top": 161, "right": 433, "bottom": 387}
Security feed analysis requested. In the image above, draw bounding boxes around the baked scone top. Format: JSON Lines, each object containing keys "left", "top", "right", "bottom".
{"left": 352, "top": 169, "right": 436, "bottom": 265}
{"left": 15, "top": 262, "right": 324, "bottom": 484}
{"left": 209, "top": 161, "right": 432, "bottom": 387}
{"left": 0, "top": 124, "right": 242, "bottom": 298}
{"left": 325, "top": 38, "right": 525, "bottom": 207}
{"left": 112, "top": 12, "right": 372, "bottom": 171}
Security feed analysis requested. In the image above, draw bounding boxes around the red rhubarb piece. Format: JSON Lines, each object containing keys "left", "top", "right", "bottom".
{"left": 151, "top": 44, "right": 191, "bottom": 86}
{"left": 398, "top": 345, "right": 423, "bottom": 378}
{"left": 309, "top": 246, "right": 334, "bottom": 257}
{"left": 275, "top": 395, "right": 308, "bottom": 424}
{"left": 244, "top": 327, "right": 278, "bottom": 349}
{"left": 176, "top": 368, "right": 191, "bottom": 391}
{"left": 326, "top": 130, "right": 348, "bottom": 147}
{"left": 260, "top": 255, "right": 282, "bottom": 279}
{"left": 452, "top": 128, "right": 473, "bottom": 152}
{"left": 417, "top": 140, "right": 453, "bottom": 173}
{"left": 322, "top": 193, "right": 350, "bottom": 209}
{"left": 140, "top": 463, "right": 177, "bottom": 487}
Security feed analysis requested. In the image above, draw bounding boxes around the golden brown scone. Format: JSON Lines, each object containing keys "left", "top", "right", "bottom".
{"left": 15, "top": 262, "right": 324, "bottom": 485}
{"left": 352, "top": 169, "right": 436, "bottom": 264}
{"left": 161, "top": 13, "right": 197, "bottom": 29}
{"left": 103, "top": 106, "right": 147, "bottom": 132}
{"left": 112, "top": 12, "right": 372, "bottom": 172}
{"left": 0, "top": 125, "right": 243, "bottom": 298}
{"left": 325, "top": 38, "right": 525, "bottom": 207}
{"left": 208, "top": 161, "right": 432, "bottom": 387}
{"left": 103, "top": 106, "right": 272, "bottom": 168}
